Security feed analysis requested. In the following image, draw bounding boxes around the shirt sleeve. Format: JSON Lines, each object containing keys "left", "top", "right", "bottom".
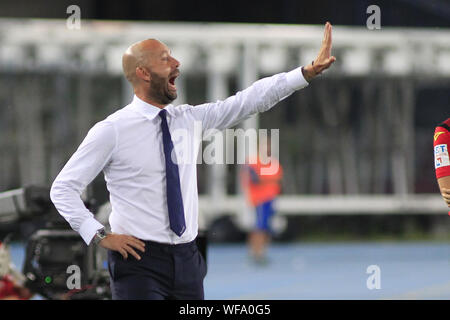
{"left": 434, "top": 127, "right": 450, "bottom": 179}
{"left": 49, "top": 121, "right": 117, "bottom": 245}
{"left": 188, "top": 67, "right": 309, "bottom": 132}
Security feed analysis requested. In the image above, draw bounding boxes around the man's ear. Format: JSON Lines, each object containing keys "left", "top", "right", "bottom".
{"left": 136, "top": 67, "right": 150, "bottom": 82}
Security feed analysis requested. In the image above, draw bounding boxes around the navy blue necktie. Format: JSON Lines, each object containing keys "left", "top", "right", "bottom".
{"left": 158, "top": 109, "right": 186, "bottom": 237}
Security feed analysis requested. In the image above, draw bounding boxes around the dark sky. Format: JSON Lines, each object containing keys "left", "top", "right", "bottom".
{"left": 0, "top": 0, "right": 449, "bottom": 28}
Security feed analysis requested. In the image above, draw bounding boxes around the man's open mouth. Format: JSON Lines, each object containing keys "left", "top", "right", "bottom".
{"left": 168, "top": 74, "right": 178, "bottom": 91}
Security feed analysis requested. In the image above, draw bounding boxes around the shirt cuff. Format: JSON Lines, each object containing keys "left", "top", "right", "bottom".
{"left": 286, "top": 66, "right": 309, "bottom": 91}
{"left": 79, "top": 217, "right": 104, "bottom": 245}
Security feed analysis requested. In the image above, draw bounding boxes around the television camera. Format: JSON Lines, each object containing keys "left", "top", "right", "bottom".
{"left": 0, "top": 185, "right": 111, "bottom": 300}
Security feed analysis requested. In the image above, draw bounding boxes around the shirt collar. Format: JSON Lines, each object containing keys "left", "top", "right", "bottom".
{"left": 130, "top": 95, "right": 173, "bottom": 120}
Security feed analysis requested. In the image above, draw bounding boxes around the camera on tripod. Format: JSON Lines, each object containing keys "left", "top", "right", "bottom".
{"left": 0, "top": 185, "right": 110, "bottom": 300}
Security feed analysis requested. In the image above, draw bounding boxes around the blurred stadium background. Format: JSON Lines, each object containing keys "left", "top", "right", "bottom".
{"left": 0, "top": 0, "right": 450, "bottom": 299}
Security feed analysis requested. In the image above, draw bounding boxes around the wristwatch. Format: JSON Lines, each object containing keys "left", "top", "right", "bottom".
{"left": 92, "top": 228, "right": 108, "bottom": 245}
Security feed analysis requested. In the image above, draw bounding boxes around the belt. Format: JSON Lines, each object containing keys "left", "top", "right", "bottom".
{"left": 138, "top": 238, "right": 197, "bottom": 253}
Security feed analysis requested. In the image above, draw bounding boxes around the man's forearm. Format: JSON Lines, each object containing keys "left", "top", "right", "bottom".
{"left": 50, "top": 181, "right": 105, "bottom": 244}
{"left": 193, "top": 67, "right": 309, "bottom": 131}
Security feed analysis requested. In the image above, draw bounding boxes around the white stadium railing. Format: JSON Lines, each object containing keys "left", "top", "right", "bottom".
{"left": 0, "top": 18, "right": 450, "bottom": 76}
{"left": 199, "top": 194, "right": 449, "bottom": 216}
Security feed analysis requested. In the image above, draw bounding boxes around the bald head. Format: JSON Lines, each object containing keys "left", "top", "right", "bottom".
{"left": 122, "top": 39, "right": 180, "bottom": 107}
{"left": 122, "top": 39, "right": 165, "bottom": 84}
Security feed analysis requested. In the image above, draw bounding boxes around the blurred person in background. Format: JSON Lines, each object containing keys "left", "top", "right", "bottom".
{"left": 434, "top": 117, "right": 450, "bottom": 211}
{"left": 240, "top": 138, "right": 283, "bottom": 264}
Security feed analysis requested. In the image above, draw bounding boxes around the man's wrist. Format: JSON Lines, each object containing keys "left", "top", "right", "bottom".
{"left": 301, "top": 64, "right": 316, "bottom": 83}
{"left": 92, "top": 228, "right": 109, "bottom": 246}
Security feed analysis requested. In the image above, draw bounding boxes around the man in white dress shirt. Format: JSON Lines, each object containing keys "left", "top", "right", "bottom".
{"left": 50, "top": 22, "right": 335, "bottom": 299}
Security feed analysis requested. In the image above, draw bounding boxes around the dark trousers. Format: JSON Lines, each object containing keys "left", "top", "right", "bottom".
{"left": 107, "top": 238, "right": 207, "bottom": 300}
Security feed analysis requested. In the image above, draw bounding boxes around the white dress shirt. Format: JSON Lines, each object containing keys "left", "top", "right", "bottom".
{"left": 49, "top": 67, "right": 309, "bottom": 245}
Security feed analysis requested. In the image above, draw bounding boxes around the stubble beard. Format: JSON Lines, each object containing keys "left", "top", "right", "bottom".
{"left": 148, "top": 71, "right": 177, "bottom": 106}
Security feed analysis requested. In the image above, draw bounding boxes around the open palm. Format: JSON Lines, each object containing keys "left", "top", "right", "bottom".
{"left": 313, "top": 22, "right": 336, "bottom": 74}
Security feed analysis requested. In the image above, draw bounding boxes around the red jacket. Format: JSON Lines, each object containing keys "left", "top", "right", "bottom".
{"left": 434, "top": 118, "right": 450, "bottom": 179}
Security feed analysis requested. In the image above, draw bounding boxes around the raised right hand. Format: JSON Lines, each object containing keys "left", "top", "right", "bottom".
{"left": 301, "top": 22, "right": 336, "bottom": 81}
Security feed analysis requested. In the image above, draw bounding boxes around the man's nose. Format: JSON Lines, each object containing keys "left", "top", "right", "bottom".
{"left": 172, "top": 57, "right": 180, "bottom": 68}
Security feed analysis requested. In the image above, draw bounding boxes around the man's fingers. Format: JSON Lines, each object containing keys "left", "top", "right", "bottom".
{"left": 322, "top": 25, "right": 327, "bottom": 44}
{"left": 124, "top": 244, "right": 141, "bottom": 260}
{"left": 324, "top": 56, "right": 336, "bottom": 67}
{"left": 442, "top": 192, "right": 450, "bottom": 198}
{"left": 318, "top": 22, "right": 333, "bottom": 65}
{"left": 328, "top": 22, "right": 332, "bottom": 45}
{"left": 315, "top": 56, "right": 336, "bottom": 73}
{"left": 127, "top": 238, "right": 146, "bottom": 252}
{"left": 119, "top": 248, "right": 128, "bottom": 260}
{"left": 126, "top": 236, "right": 146, "bottom": 252}
{"left": 322, "top": 22, "right": 332, "bottom": 46}
{"left": 328, "top": 56, "right": 336, "bottom": 65}
{"left": 126, "top": 235, "right": 145, "bottom": 246}
{"left": 323, "top": 22, "right": 329, "bottom": 39}
{"left": 326, "top": 22, "right": 332, "bottom": 44}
